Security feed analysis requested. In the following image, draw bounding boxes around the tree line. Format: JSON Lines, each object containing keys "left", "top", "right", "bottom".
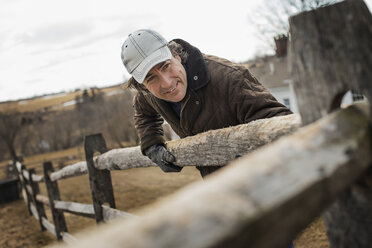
{"left": 0, "top": 88, "right": 149, "bottom": 162}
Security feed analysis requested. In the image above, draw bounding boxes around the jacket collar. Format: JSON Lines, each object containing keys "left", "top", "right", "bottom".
{"left": 171, "top": 39, "right": 210, "bottom": 91}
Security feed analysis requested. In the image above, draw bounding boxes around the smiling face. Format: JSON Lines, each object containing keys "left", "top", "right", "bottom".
{"left": 143, "top": 54, "right": 187, "bottom": 102}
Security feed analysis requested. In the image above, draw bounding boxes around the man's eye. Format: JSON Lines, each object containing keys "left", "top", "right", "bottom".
{"left": 163, "top": 63, "right": 170, "bottom": 70}
{"left": 146, "top": 76, "right": 154, "bottom": 84}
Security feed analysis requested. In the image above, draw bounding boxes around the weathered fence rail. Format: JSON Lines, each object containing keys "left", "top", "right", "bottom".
{"left": 16, "top": 104, "right": 364, "bottom": 247}
{"left": 53, "top": 103, "right": 371, "bottom": 248}
{"left": 10, "top": 0, "right": 372, "bottom": 247}
{"left": 49, "top": 113, "right": 300, "bottom": 181}
{"left": 13, "top": 111, "right": 300, "bottom": 244}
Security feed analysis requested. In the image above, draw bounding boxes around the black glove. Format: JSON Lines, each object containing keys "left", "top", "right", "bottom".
{"left": 144, "top": 144, "right": 182, "bottom": 173}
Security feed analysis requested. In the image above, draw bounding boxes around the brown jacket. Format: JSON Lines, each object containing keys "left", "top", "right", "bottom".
{"left": 133, "top": 39, "right": 292, "bottom": 176}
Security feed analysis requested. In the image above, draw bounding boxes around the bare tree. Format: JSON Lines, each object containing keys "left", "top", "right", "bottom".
{"left": 100, "top": 90, "right": 139, "bottom": 148}
{"left": 0, "top": 142, "right": 8, "bottom": 161}
{"left": 0, "top": 111, "right": 23, "bottom": 161}
{"left": 43, "top": 110, "right": 80, "bottom": 151}
{"left": 17, "top": 121, "right": 37, "bottom": 156}
{"left": 249, "top": 0, "right": 340, "bottom": 52}
{"left": 75, "top": 88, "right": 106, "bottom": 139}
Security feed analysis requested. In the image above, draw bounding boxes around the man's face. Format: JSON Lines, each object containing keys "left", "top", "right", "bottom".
{"left": 143, "top": 55, "right": 187, "bottom": 102}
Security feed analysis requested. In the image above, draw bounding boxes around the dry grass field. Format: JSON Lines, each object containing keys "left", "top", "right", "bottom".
{"left": 0, "top": 84, "right": 123, "bottom": 113}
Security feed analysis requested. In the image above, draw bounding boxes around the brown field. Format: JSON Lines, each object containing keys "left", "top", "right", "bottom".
{"left": 1, "top": 155, "right": 329, "bottom": 248}
{"left": 0, "top": 84, "right": 124, "bottom": 113}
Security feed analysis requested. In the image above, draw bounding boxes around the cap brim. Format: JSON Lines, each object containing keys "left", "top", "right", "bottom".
{"left": 132, "top": 46, "right": 172, "bottom": 84}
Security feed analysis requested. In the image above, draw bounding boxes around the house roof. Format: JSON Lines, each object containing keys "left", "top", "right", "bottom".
{"left": 242, "top": 55, "right": 292, "bottom": 89}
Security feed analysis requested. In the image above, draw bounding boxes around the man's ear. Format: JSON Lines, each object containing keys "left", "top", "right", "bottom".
{"left": 174, "top": 54, "right": 182, "bottom": 63}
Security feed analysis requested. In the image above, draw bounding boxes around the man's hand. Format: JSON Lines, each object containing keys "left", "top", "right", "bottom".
{"left": 144, "top": 144, "right": 182, "bottom": 173}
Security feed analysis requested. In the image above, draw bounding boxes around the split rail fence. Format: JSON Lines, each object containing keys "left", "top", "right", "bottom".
{"left": 11, "top": 1, "right": 372, "bottom": 247}
{"left": 13, "top": 139, "right": 135, "bottom": 245}
{"left": 13, "top": 113, "right": 301, "bottom": 245}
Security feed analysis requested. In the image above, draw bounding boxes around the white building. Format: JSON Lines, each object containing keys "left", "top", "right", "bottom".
{"left": 247, "top": 55, "right": 299, "bottom": 113}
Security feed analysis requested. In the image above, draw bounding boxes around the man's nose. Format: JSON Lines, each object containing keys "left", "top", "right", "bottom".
{"left": 159, "top": 72, "right": 173, "bottom": 88}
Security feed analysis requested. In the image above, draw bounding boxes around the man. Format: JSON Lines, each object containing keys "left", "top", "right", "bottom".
{"left": 121, "top": 29, "right": 292, "bottom": 177}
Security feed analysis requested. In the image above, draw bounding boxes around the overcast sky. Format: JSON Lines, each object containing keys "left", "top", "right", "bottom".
{"left": 0, "top": 0, "right": 371, "bottom": 102}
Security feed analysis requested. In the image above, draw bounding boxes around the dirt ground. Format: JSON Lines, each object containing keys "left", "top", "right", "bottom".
{"left": 0, "top": 166, "right": 330, "bottom": 248}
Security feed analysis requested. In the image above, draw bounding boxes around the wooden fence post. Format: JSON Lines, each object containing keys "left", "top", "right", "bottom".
{"left": 84, "top": 133, "right": 115, "bottom": 223}
{"left": 29, "top": 168, "right": 46, "bottom": 231}
{"left": 12, "top": 158, "right": 22, "bottom": 193}
{"left": 20, "top": 165, "right": 32, "bottom": 215}
{"left": 43, "top": 161, "right": 68, "bottom": 241}
{"left": 289, "top": 0, "right": 372, "bottom": 247}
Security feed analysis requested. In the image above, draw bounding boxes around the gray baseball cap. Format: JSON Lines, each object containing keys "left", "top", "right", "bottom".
{"left": 121, "top": 29, "right": 172, "bottom": 84}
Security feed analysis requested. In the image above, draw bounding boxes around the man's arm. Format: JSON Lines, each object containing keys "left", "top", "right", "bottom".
{"left": 133, "top": 92, "right": 165, "bottom": 153}
{"left": 133, "top": 92, "right": 182, "bottom": 173}
{"left": 228, "top": 69, "right": 292, "bottom": 124}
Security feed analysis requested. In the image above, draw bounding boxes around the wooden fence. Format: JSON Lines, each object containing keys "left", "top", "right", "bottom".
{"left": 12, "top": 0, "right": 372, "bottom": 247}
{"left": 13, "top": 112, "right": 300, "bottom": 245}
{"left": 13, "top": 137, "right": 135, "bottom": 244}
